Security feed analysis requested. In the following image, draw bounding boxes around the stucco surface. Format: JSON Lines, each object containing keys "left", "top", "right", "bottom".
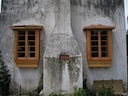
{"left": 12, "top": 18, "right": 42, "bottom": 26}
{"left": 0, "top": 0, "right": 127, "bottom": 94}
{"left": 71, "top": 0, "right": 127, "bottom": 90}
{"left": 43, "top": 0, "right": 83, "bottom": 95}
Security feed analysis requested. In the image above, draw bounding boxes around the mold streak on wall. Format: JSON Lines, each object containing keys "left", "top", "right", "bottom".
{"left": 0, "top": 0, "right": 127, "bottom": 94}
{"left": 71, "top": 0, "right": 127, "bottom": 90}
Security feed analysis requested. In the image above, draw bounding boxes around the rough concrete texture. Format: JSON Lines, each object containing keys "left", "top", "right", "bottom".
{"left": 12, "top": 18, "right": 42, "bottom": 26}
{"left": 43, "top": 0, "right": 83, "bottom": 95}
{"left": 0, "top": 0, "right": 127, "bottom": 94}
{"left": 44, "top": 34, "right": 83, "bottom": 95}
{"left": 71, "top": 0, "right": 127, "bottom": 91}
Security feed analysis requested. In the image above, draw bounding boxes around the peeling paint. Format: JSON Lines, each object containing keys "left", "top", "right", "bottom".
{"left": 44, "top": 56, "right": 82, "bottom": 95}
{"left": 0, "top": 0, "right": 127, "bottom": 94}
{"left": 68, "top": 57, "right": 81, "bottom": 83}
{"left": 71, "top": 0, "right": 124, "bottom": 17}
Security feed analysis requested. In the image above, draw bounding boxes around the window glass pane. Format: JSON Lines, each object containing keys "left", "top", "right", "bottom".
{"left": 101, "top": 46, "right": 108, "bottom": 57}
{"left": 18, "top": 31, "right": 25, "bottom": 40}
{"left": 101, "top": 41, "right": 108, "bottom": 45}
{"left": 91, "top": 30, "right": 98, "bottom": 57}
{"left": 29, "top": 53, "right": 35, "bottom": 57}
{"left": 91, "top": 30, "right": 98, "bottom": 40}
{"left": 28, "top": 30, "right": 35, "bottom": 35}
{"left": 101, "top": 36, "right": 107, "bottom": 40}
{"left": 91, "top": 41, "right": 98, "bottom": 45}
{"left": 28, "top": 47, "right": 35, "bottom": 51}
{"left": 92, "top": 47, "right": 98, "bottom": 51}
{"left": 28, "top": 30, "right": 35, "bottom": 40}
{"left": 101, "top": 30, "right": 107, "bottom": 35}
{"left": 18, "top": 42, "right": 25, "bottom": 46}
{"left": 91, "top": 30, "right": 98, "bottom": 35}
{"left": 28, "top": 36, "right": 35, "bottom": 40}
{"left": 91, "top": 36, "right": 98, "bottom": 40}
{"left": 101, "top": 31, "right": 108, "bottom": 57}
{"left": 16, "top": 30, "right": 37, "bottom": 58}
{"left": 101, "top": 47, "right": 108, "bottom": 51}
{"left": 102, "top": 52, "right": 108, "bottom": 57}
{"left": 28, "top": 42, "right": 35, "bottom": 46}
{"left": 18, "top": 47, "right": 25, "bottom": 57}
{"left": 18, "top": 36, "right": 25, "bottom": 40}
{"left": 91, "top": 52, "right": 98, "bottom": 57}
{"left": 90, "top": 30, "right": 109, "bottom": 58}
{"left": 27, "top": 30, "right": 36, "bottom": 57}
{"left": 28, "top": 52, "right": 35, "bottom": 57}
{"left": 28, "top": 46, "right": 35, "bottom": 57}
{"left": 18, "top": 53, "right": 25, "bottom": 57}
{"left": 18, "top": 47, "right": 25, "bottom": 51}
{"left": 18, "top": 30, "right": 25, "bottom": 35}
{"left": 17, "top": 31, "right": 26, "bottom": 57}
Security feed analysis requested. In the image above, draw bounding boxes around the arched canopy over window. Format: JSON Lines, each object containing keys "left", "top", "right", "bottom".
{"left": 84, "top": 24, "right": 115, "bottom": 68}
{"left": 11, "top": 18, "right": 43, "bottom": 67}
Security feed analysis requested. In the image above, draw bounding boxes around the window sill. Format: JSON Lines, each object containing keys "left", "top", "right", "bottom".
{"left": 88, "top": 60, "right": 111, "bottom": 68}
{"left": 15, "top": 59, "right": 39, "bottom": 67}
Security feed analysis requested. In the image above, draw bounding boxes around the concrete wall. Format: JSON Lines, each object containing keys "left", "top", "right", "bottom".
{"left": 71, "top": 0, "right": 127, "bottom": 90}
{"left": 0, "top": 0, "right": 46, "bottom": 93}
{"left": 43, "top": 0, "right": 83, "bottom": 95}
{"left": 0, "top": 0, "right": 127, "bottom": 94}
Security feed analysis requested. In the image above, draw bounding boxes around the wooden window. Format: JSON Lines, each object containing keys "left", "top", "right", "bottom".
{"left": 17, "top": 30, "right": 36, "bottom": 58}
{"left": 11, "top": 26, "right": 43, "bottom": 67}
{"left": 83, "top": 25, "right": 115, "bottom": 67}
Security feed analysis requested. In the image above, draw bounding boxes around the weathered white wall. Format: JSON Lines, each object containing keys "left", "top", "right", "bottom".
{"left": 0, "top": 0, "right": 127, "bottom": 94}
{"left": 43, "top": 0, "right": 83, "bottom": 95}
{"left": 71, "top": 0, "right": 127, "bottom": 90}
{"left": 0, "top": 0, "right": 46, "bottom": 93}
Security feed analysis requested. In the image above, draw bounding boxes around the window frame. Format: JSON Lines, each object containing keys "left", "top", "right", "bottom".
{"left": 11, "top": 26, "right": 43, "bottom": 67}
{"left": 83, "top": 24, "right": 115, "bottom": 67}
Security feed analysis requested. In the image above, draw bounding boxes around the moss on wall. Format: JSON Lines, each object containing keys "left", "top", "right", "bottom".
{"left": 71, "top": 0, "right": 124, "bottom": 17}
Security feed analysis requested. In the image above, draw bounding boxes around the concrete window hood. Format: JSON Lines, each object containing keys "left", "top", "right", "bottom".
{"left": 84, "top": 24, "right": 115, "bottom": 68}
{"left": 11, "top": 18, "right": 43, "bottom": 67}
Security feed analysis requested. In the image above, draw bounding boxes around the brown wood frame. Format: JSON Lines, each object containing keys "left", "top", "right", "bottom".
{"left": 84, "top": 24, "right": 114, "bottom": 68}
{"left": 12, "top": 26, "right": 42, "bottom": 67}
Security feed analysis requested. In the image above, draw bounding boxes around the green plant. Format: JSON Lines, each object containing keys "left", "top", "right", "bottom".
{"left": 83, "top": 78, "right": 94, "bottom": 96}
{"left": 35, "top": 75, "right": 43, "bottom": 94}
{"left": 49, "top": 87, "right": 86, "bottom": 96}
{"left": 28, "top": 75, "right": 43, "bottom": 96}
{"left": 96, "top": 85, "right": 116, "bottom": 96}
{"left": 88, "top": 90, "right": 96, "bottom": 96}
{"left": 49, "top": 92, "right": 68, "bottom": 96}
{"left": 73, "top": 87, "right": 86, "bottom": 96}
{"left": 28, "top": 91, "right": 38, "bottom": 96}
{"left": 0, "top": 50, "right": 11, "bottom": 96}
